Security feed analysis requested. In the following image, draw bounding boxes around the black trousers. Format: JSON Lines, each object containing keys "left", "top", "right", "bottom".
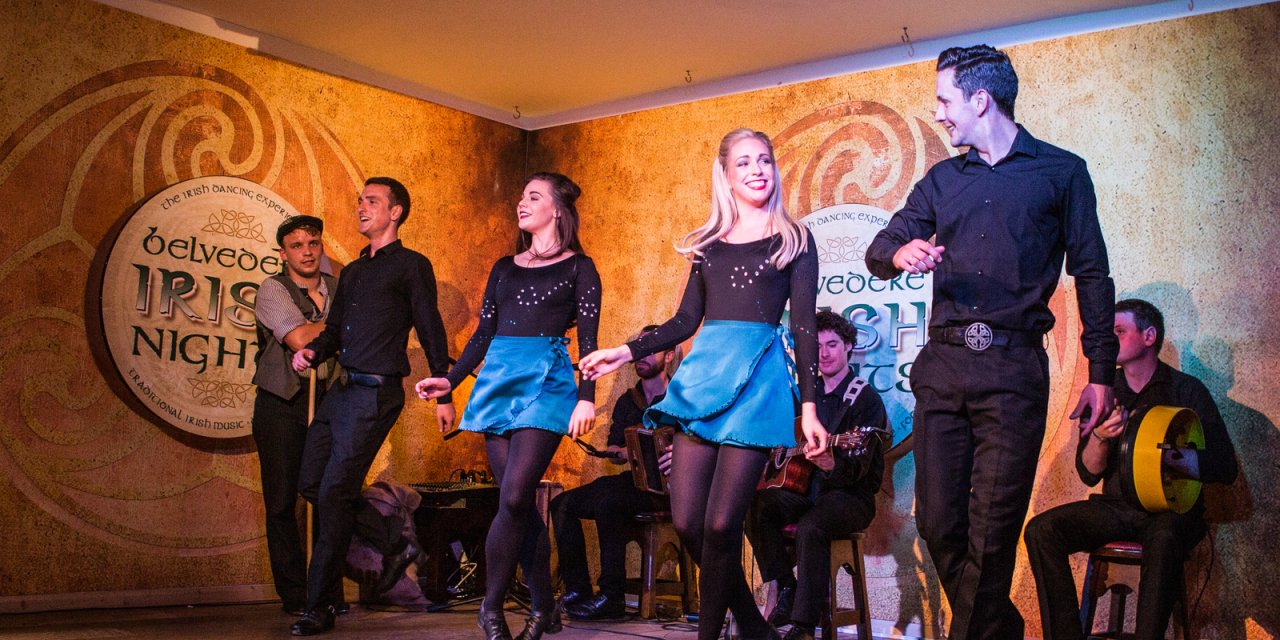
{"left": 911, "top": 342, "right": 1049, "bottom": 640}
{"left": 744, "top": 487, "right": 874, "bottom": 626}
{"left": 298, "top": 378, "right": 406, "bottom": 610}
{"left": 550, "top": 473, "right": 666, "bottom": 599}
{"left": 1024, "top": 496, "right": 1205, "bottom": 640}
{"left": 252, "top": 385, "right": 321, "bottom": 608}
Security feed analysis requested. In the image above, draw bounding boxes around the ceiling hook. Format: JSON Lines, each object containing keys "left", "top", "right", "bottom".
{"left": 685, "top": 69, "right": 693, "bottom": 84}
{"left": 513, "top": 106, "right": 521, "bottom": 120}
{"left": 901, "top": 26, "right": 915, "bottom": 57}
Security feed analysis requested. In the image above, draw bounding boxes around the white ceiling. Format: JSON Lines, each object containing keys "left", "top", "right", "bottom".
{"left": 100, "top": 0, "right": 1265, "bottom": 129}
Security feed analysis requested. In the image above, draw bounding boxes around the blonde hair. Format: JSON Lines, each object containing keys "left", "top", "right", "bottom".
{"left": 675, "top": 128, "right": 808, "bottom": 269}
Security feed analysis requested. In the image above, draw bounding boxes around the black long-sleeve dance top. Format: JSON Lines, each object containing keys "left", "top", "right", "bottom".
{"left": 626, "top": 233, "right": 820, "bottom": 403}
{"left": 446, "top": 254, "right": 602, "bottom": 402}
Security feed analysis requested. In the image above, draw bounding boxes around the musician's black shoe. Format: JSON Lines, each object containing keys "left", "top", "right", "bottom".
{"left": 478, "top": 608, "right": 513, "bottom": 640}
{"left": 566, "top": 593, "right": 626, "bottom": 620}
{"left": 515, "top": 606, "right": 562, "bottom": 640}
{"left": 767, "top": 584, "right": 796, "bottom": 627}
{"left": 375, "top": 541, "right": 420, "bottom": 595}
{"left": 289, "top": 606, "right": 335, "bottom": 636}
{"left": 560, "top": 589, "right": 591, "bottom": 610}
{"left": 282, "top": 602, "right": 307, "bottom": 617}
{"left": 782, "top": 624, "right": 815, "bottom": 640}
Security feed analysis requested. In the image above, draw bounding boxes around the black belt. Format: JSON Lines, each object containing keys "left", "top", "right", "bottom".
{"left": 341, "top": 370, "right": 395, "bottom": 387}
{"left": 929, "top": 323, "right": 1043, "bottom": 351}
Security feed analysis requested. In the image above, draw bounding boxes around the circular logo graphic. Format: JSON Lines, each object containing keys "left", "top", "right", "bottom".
{"left": 799, "top": 203, "right": 933, "bottom": 442}
{"left": 964, "top": 322, "right": 993, "bottom": 351}
{"left": 94, "top": 176, "right": 298, "bottom": 438}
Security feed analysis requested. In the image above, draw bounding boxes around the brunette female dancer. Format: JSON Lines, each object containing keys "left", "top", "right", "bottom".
{"left": 580, "top": 129, "right": 827, "bottom": 640}
{"left": 417, "top": 173, "right": 600, "bottom": 640}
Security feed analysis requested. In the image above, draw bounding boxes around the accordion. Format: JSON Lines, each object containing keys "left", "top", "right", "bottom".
{"left": 623, "top": 425, "right": 675, "bottom": 495}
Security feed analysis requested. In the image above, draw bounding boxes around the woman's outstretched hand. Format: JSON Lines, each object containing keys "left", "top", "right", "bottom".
{"left": 578, "top": 345, "right": 632, "bottom": 380}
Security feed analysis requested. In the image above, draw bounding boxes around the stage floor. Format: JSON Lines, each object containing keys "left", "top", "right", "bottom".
{"left": 0, "top": 602, "right": 703, "bottom": 639}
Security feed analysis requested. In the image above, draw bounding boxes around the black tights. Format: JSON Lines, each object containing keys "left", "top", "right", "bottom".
{"left": 669, "top": 432, "right": 770, "bottom": 640}
{"left": 482, "top": 428, "right": 562, "bottom": 614}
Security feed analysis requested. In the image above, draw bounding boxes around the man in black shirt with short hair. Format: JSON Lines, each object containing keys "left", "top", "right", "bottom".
{"left": 745, "top": 310, "right": 887, "bottom": 640}
{"left": 866, "top": 45, "right": 1119, "bottom": 640}
{"left": 289, "top": 177, "right": 454, "bottom": 636}
{"left": 1025, "top": 299, "right": 1237, "bottom": 640}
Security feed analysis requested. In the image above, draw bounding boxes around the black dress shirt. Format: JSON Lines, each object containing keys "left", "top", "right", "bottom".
{"left": 812, "top": 369, "right": 887, "bottom": 502}
{"left": 306, "top": 240, "right": 453, "bottom": 403}
{"left": 1076, "top": 362, "right": 1238, "bottom": 514}
{"left": 607, "top": 383, "right": 665, "bottom": 448}
{"left": 866, "top": 126, "right": 1118, "bottom": 385}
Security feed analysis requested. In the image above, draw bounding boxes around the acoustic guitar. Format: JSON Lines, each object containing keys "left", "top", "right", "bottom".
{"left": 757, "top": 423, "right": 888, "bottom": 495}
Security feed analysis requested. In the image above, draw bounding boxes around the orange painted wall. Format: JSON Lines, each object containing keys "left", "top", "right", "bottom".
{"left": 2, "top": 0, "right": 1278, "bottom": 636}
{"left": 530, "top": 5, "right": 1280, "bottom": 638}
{"left": 0, "top": 0, "right": 524, "bottom": 608}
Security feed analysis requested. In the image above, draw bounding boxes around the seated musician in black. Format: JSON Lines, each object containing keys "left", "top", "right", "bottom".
{"left": 744, "top": 310, "right": 888, "bottom": 640}
{"left": 550, "top": 325, "right": 676, "bottom": 621}
{"left": 1024, "top": 299, "right": 1238, "bottom": 640}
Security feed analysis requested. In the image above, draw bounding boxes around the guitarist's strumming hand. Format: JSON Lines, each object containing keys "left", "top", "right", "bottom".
{"left": 799, "top": 402, "right": 829, "bottom": 455}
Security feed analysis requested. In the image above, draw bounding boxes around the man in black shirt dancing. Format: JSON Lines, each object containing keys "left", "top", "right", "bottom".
{"left": 289, "top": 177, "right": 454, "bottom": 635}
{"left": 866, "top": 45, "right": 1118, "bottom": 640}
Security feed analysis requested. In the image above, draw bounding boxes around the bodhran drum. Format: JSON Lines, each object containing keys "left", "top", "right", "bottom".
{"left": 1117, "top": 405, "right": 1205, "bottom": 514}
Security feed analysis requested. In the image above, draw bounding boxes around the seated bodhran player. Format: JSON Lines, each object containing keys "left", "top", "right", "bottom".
{"left": 551, "top": 325, "right": 677, "bottom": 620}
{"left": 1024, "top": 299, "right": 1238, "bottom": 640}
{"left": 744, "top": 310, "right": 889, "bottom": 640}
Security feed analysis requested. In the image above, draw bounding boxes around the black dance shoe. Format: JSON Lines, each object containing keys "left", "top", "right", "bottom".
{"left": 515, "top": 607, "right": 563, "bottom": 640}
{"left": 289, "top": 606, "right": 335, "bottom": 636}
{"left": 560, "top": 589, "right": 591, "bottom": 610}
{"left": 782, "top": 624, "right": 816, "bottom": 640}
{"left": 479, "top": 608, "right": 514, "bottom": 640}
{"left": 375, "top": 541, "right": 421, "bottom": 595}
{"left": 566, "top": 593, "right": 626, "bottom": 620}
{"left": 767, "top": 584, "right": 796, "bottom": 627}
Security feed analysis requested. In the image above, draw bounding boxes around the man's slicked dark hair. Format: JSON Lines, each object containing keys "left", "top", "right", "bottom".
{"left": 816, "top": 309, "right": 858, "bottom": 348}
{"left": 365, "top": 176, "right": 412, "bottom": 225}
{"left": 937, "top": 45, "right": 1018, "bottom": 120}
{"left": 1116, "top": 298, "right": 1165, "bottom": 353}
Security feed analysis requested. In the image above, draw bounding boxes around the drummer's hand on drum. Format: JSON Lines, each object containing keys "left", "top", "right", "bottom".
{"left": 799, "top": 403, "right": 829, "bottom": 456}
{"left": 568, "top": 400, "right": 596, "bottom": 439}
{"left": 415, "top": 377, "right": 452, "bottom": 400}
{"left": 578, "top": 346, "right": 632, "bottom": 380}
{"left": 1070, "top": 382, "right": 1115, "bottom": 435}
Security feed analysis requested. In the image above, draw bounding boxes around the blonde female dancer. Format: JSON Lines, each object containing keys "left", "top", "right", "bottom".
{"left": 580, "top": 130, "right": 827, "bottom": 640}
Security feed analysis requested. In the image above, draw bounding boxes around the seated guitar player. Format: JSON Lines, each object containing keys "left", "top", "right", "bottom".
{"left": 744, "top": 310, "right": 890, "bottom": 640}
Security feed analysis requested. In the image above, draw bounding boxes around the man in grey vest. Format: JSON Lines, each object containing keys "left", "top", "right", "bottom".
{"left": 253, "top": 215, "right": 337, "bottom": 616}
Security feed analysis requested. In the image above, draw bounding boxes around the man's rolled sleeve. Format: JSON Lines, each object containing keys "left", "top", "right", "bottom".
{"left": 255, "top": 278, "right": 308, "bottom": 344}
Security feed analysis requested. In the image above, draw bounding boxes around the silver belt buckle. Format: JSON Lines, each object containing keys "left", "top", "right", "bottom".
{"left": 964, "top": 322, "right": 993, "bottom": 351}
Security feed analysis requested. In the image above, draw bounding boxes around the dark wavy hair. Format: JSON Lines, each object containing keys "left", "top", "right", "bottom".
{"left": 816, "top": 310, "right": 858, "bottom": 348}
{"left": 518, "top": 172, "right": 585, "bottom": 257}
{"left": 937, "top": 44, "right": 1018, "bottom": 120}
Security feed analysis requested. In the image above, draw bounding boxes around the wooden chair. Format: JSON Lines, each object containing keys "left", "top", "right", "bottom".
{"left": 777, "top": 525, "right": 872, "bottom": 640}
{"left": 621, "top": 511, "right": 698, "bottom": 619}
{"left": 1079, "top": 541, "right": 1189, "bottom": 640}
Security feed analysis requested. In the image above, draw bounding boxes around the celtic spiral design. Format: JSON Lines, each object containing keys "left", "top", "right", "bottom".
{"left": 202, "top": 209, "right": 266, "bottom": 242}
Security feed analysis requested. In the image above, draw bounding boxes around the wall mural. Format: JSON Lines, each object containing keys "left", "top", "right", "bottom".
{"left": 0, "top": 60, "right": 364, "bottom": 553}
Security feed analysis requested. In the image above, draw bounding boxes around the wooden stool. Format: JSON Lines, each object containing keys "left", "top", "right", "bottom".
{"left": 779, "top": 525, "right": 872, "bottom": 640}
{"left": 1079, "top": 541, "right": 1189, "bottom": 640}
{"left": 621, "top": 511, "right": 698, "bottom": 619}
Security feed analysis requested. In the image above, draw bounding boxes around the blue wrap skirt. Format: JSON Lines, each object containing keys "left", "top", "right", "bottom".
{"left": 458, "top": 336, "right": 577, "bottom": 435}
{"left": 643, "top": 320, "right": 798, "bottom": 448}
